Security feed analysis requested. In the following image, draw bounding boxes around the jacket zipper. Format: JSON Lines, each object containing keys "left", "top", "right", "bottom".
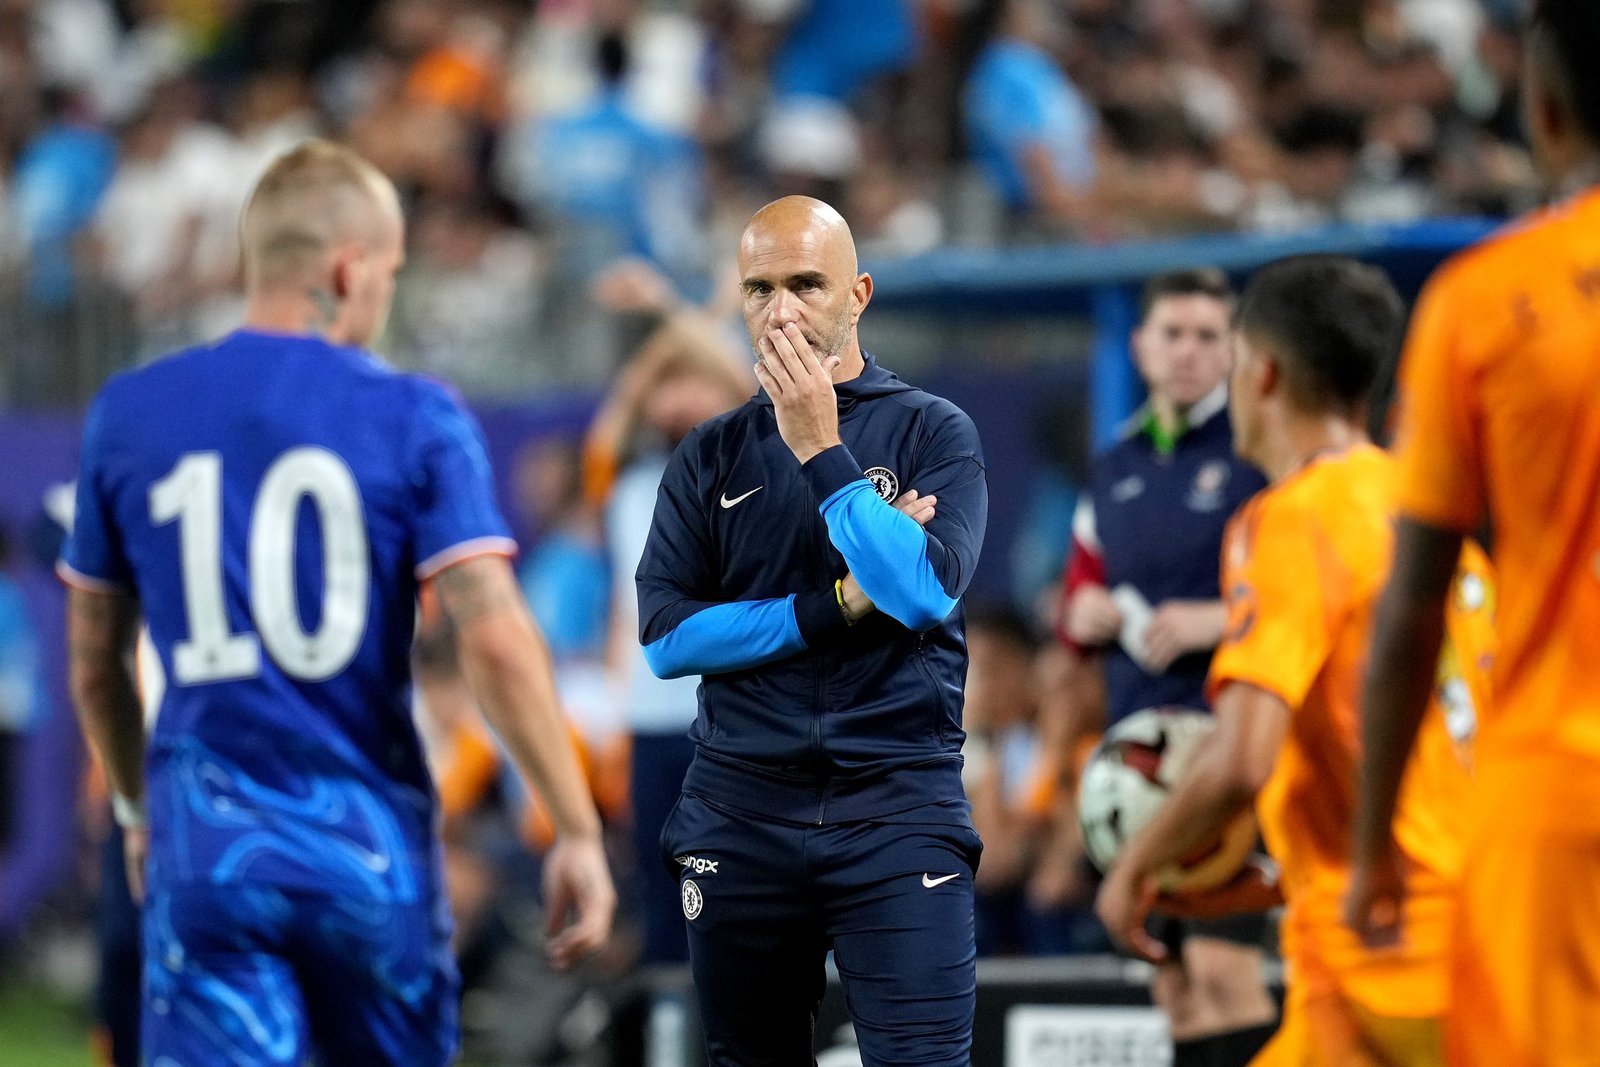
{"left": 913, "top": 633, "right": 943, "bottom": 742}
{"left": 804, "top": 508, "right": 827, "bottom": 824}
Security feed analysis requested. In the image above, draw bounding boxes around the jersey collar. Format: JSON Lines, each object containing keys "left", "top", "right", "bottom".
{"left": 1119, "top": 384, "right": 1229, "bottom": 452}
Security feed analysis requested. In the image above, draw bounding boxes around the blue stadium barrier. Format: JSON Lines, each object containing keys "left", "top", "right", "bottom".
{"left": 867, "top": 217, "right": 1503, "bottom": 446}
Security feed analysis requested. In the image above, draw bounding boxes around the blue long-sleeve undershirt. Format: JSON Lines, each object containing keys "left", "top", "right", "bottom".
{"left": 641, "top": 595, "right": 805, "bottom": 679}
{"left": 816, "top": 479, "right": 957, "bottom": 631}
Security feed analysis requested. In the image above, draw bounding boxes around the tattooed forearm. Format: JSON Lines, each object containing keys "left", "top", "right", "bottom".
{"left": 432, "top": 554, "right": 603, "bottom": 840}
{"left": 430, "top": 555, "right": 522, "bottom": 628}
{"left": 68, "top": 587, "right": 138, "bottom": 663}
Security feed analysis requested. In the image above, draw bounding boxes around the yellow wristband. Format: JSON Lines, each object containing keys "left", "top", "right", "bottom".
{"left": 834, "top": 578, "right": 856, "bottom": 626}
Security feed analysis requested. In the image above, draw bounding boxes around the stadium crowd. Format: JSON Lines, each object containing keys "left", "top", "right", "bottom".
{"left": 1, "top": 0, "right": 1535, "bottom": 404}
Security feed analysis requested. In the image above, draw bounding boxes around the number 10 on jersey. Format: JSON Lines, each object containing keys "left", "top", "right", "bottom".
{"left": 150, "top": 448, "right": 371, "bottom": 685}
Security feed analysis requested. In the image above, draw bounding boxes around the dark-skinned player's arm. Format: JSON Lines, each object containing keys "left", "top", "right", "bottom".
{"left": 758, "top": 323, "right": 987, "bottom": 633}
{"left": 429, "top": 553, "right": 616, "bottom": 970}
{"left": 1346, "top": 519, "right": 1461, "bottom": 948}
{"left": 1094, "top": 682, "right": 1288, "bottom": 962}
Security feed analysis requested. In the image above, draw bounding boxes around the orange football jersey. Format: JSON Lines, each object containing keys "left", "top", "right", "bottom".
{"left": 1392, "top": 188, "right": 1600, "bottom": 1065}
{"left": 1209, "top": 444, "right": 1491, "bottom": 1016}
{"left": 1393, "top": 188, "right": 1600, "bottom": 763}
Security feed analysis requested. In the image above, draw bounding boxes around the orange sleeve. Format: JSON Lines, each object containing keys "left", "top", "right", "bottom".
{"left": 581, "top": 435, "right": 621, "bottom": 508}
{"left": 436, "top": 720, "right": 501, "bottom": 819}
{"left": 1019, "top": 752, "right": 1060, "bottom": 822}
{"left": 1207, "top": 500, "right": 1335, "bottom": 709}
{"left": 1391, "top": 269, "right": 1485, "bottom": 532}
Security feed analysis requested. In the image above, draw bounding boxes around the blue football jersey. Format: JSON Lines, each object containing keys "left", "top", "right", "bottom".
{"left": 60, "top": 330, "right": 515, "bottom": 902}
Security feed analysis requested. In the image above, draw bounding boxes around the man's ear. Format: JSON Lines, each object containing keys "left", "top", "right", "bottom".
{"left": 852, "top": 272, "right": 873, "bottom": 324}
{"left": 1130, "top": 323, "right": 1149, "bottom": 373}
{"left": 331, "top": 241, "right": 369, "bottom": 301}
{"left": 1255, "top": 350, "right": 1282, "bottom": 400}
{"left": 330, "top": 254, "right": 351, "bottom": 302}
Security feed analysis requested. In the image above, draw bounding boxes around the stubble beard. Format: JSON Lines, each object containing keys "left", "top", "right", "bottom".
{"left": 751, "top": 308, "right": 852, "bottom": 369}
{"left": 813, "top": 307, "right": 852, "bottom": 368}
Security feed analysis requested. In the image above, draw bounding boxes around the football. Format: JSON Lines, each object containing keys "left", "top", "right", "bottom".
{"left": 1077, "top": 707, "right": 1258, "bottom": 894}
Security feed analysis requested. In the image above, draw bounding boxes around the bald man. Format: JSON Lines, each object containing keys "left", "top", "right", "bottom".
{"left": 638, "top": 196, "right": 990, "bottom": 1065}
{"left": 60, "top": 139, "right": 614, "bottom": 1067}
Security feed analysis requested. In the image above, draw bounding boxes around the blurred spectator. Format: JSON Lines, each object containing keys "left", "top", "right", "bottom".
{"left": 28, "top": 0, "right": 121, "bottom": 95}
{"left": 499, "top": 30, "right": 705, "bottom": 280}
{"left": 83, "top": 1, "right": 193, "bottom": 126}
{"left": 1248, "top": 105, "right": 1369, "bottom": 230}
{"left": 496, "top": 27, "right": 707, "bottom": 382}
{"left": 509, "top": 435, "right": 624, "bottom": 823}
{"left": 845, "top": 154, "right": 945, "bottom": 259}
{"left": 7, "top": 88, "right": 114, "bottom": 307}
{"left": 229, "top": 69, "right": 324, "bottom": 182}
{"left": 505, "top": 1, "right": 708, "bottom": 135}
{"left": 962, "top": 0, "right": 1100, "bottom": 237}
{"left": 584, "top": 263, "right": 751, "bottom": 969}
{"left": 963, "top": 606, "right": 1088, "bottom": 956}
{"left": 91, "top": 79, "right": 238, "bottom": 358}
{"left": 386, "top": 193, "right": 547, "bottom": 394}
{"left": 2, "top": 86, "right": 118, "bottom": 404}
{"left": 319, "top": 0, "right": 449, "bottom": 129}
{"left": 513, "top": 435, "right": 611, "bottom": 672}
{"left": 0, "top": 524, "right": 40, "bottom": 873}
{"left": 411, "top": 608, "right": 603, "bottom": 1065}
{"left": 756, "top": 0, "right": 915, "bottom": 191}
{"left": 403, "top": 2, "right": 512, "bottom": 126}
{"left": 769, "top": 0, "right": 914, "bottom": 103}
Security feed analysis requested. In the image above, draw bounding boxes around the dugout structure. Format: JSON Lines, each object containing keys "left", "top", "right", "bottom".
{"left": 867, "top": 217, "right": 1499, "bottom": 447}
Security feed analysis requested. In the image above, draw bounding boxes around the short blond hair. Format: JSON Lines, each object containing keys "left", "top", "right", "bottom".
{"left": 241, "top": 139, "right": 399, "bottom": 288}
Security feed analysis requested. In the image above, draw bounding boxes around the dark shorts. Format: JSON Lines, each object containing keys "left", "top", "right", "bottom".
{"left": 142, "top": 884, "right": 459, "bottom": 1066}
{"left": 661, "top": 791, "right": 982, "bottom": 1067}
{"left": 1151, "top": 910, "right": 1272, "bottom": 962}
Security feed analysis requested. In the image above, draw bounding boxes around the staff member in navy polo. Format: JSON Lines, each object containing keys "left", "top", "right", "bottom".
{"left": 637, "top": 196, "right": 988, "bottom": 1066}
{"left": 1059, "top": 269, "right": 1275, "bottom": 1067}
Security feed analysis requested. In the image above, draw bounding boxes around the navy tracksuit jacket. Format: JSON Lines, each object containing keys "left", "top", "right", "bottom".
{"left": 636, "top": 352, "right": 988, "bottom": 826}
{"left": 636, "top": 353, "right": 989, "bottom": 1066}
{"left": 1079, "top": 399, "right": 1266, "bottom": 724}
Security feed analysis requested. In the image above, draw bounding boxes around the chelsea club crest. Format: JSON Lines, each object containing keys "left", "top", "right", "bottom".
{"left": 864, "top": 467, "right": 898, "bottom": 502}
